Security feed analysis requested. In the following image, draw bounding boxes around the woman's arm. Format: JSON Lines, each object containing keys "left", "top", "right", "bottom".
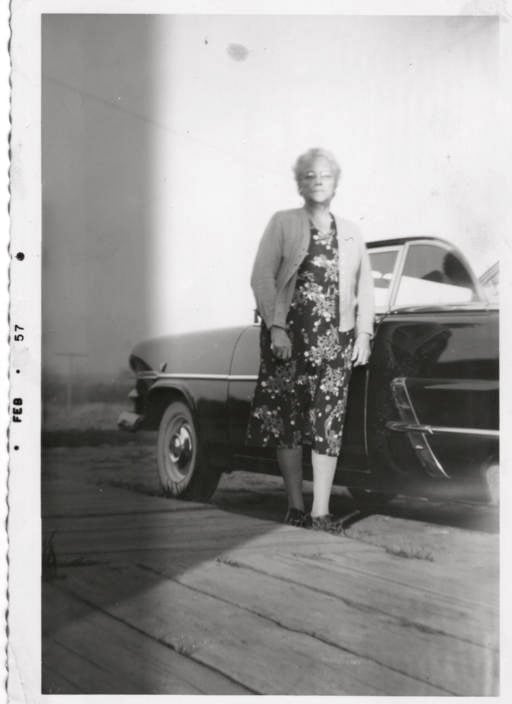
{"left": 250, "top": 213, "right": 284, "bottom": 329}
{"left": 355, "top": 236, "right": 375, "bottom": 339}
{"left": 351, "top": 231, "right": 375, "bottom": 366}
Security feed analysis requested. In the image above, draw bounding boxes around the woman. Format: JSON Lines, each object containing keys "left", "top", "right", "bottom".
{"left": 246, "top": 148, "right": 374, "bottom": 531}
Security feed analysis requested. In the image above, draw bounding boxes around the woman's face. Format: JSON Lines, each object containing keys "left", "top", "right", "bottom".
{"left": 298, "top": 156, "right": 336, "bottom": 205}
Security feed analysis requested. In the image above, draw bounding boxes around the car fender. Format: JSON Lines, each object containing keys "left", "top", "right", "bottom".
{"left": 146, "top": 379, "right": 198, "bottom": 425}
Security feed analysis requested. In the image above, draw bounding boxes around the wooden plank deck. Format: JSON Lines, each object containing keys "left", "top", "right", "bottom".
{"left": 42, "top": 448, "right": 499, "bottom": 695}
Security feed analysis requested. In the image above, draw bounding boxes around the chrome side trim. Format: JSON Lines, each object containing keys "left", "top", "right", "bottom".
{"left": 229, "top": 375, "right": 259, "bottom": 381}
{"left": 387, "top": 421, "right": 499, "bottom": 438}
{"left": 138, "top": 371, "right": 258, "bottom": 382}
{"left": 390, "top": 377, "right": 450, "bottom": 479}
{"left": 137, "top": 371, "right": 158, "bottom": 379}
{"left": 387, "top": 242, "right": 409, "bottom": 311}
{"left": 160, "top": 373, "right": 229, "bottom": 380}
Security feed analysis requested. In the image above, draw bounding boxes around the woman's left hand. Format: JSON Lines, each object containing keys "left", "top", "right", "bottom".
{"left": 351, "top": 333, "right": 371, "bottom": 366}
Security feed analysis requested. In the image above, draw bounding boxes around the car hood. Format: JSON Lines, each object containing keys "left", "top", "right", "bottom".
{"left": 131, "top": 326, "right": 249, "bottom": 375}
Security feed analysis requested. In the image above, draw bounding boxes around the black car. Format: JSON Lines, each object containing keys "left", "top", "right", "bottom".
{"left": 119, "top": 236, "right": 499, "bottom": 506}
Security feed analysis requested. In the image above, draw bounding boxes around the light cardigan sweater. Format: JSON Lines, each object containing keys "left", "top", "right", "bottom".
{"left": 251, "top": 207, "right": 375, "bottom": 337}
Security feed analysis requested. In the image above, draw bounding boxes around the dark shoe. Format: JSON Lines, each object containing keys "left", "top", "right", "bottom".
{"left": 311, "top": 514, "right": 344, "bottom": 533}
{"left": 284, "top": 508, "right": 312, "bottom": 528}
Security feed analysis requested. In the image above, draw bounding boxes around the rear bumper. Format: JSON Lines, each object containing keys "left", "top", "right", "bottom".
{"left": 117, "top": 411, "right": 144, "bottom": 432}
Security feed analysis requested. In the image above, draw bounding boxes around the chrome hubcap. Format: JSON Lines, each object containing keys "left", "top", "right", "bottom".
{"left": 169, "top": 424, "right": 193, "bottom": 468}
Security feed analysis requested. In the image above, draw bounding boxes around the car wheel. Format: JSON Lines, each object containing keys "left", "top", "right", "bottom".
{"left": 157, "top": 400, "right": 220, "bottom": 501}
{"left": 348, "top": 487, "right": 396, "bottom": 511}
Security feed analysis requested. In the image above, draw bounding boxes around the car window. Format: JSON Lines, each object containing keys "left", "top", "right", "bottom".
{"left": 395, "top": 243, "right": 476, "bottom": 308}
{"left": 369, "top": 249, "right": 399, "bottom": 311}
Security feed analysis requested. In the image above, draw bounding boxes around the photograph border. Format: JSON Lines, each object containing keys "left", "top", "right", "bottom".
{"left": 6, "top": 0, "right": 512, "bottom": 701}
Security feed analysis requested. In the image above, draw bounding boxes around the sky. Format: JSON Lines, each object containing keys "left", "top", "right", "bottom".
{"left": 42, "top": 14, "right": 501, "bottom": 378}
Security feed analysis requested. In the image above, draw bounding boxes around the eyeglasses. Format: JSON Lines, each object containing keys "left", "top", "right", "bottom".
{"left": 300, "top": 171, "right": 334, "bottom": 181}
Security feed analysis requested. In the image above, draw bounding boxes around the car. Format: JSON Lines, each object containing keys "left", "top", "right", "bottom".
{"left": 118, "top": 236, "right": 499, "bottom": 507}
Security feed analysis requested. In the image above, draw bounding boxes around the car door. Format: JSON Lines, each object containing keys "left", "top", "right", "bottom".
{"left": 227, "top": 323, "right": 260, "bottom": 452}
{"left": 366, "top": 240, "right": 499, "bottom": 491}
{"left": 339, "top": 244, "right": 404, "bottom": 478}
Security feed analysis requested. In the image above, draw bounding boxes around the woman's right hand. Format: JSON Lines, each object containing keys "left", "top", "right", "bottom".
{"left": 271, "top": 326, "right": 292, "bottom": 361}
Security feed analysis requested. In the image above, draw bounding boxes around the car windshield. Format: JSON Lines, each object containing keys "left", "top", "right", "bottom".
{"left": 395, "top": 243, "right": 477, "bottom": 308}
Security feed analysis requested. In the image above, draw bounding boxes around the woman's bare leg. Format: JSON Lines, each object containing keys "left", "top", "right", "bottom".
{"left": 311, "top": 450, "right": 338, "bottom": 517}
{"left": 276, "top": 447, "right": 304, "bottom": 511}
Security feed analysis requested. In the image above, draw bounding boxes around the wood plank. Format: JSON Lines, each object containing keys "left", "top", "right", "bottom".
{"left": 41, "top": 448, "right": 499, "bottom": 695}
{"left": 134, "top": 555, "right": 496, "bottom": 695}
{"left": 219, "top": 543, "right": 498, "bottom": 624}
{"left": 42, "top": 665, "right": 83, "bottom": 694}
{"left": 57, "top": 542, "right": 495, "bottom": 651}
{"left": 244, "top": 550, "right": 497, "bottom": 648}
{"left": 43, "top": 584, "right": 251, "bottom": 694}
{"left": 342, "top": 512, "right": 498, "bottom": 570}
{"left": 56, "top": 564, "right": 447, "bottom": 695}
{"left": 44, "top": 640, "right": 139, "bottom": 694}
{"left": 43, "top": 509, "right": 497, "bottom": 606}
{"left": 42, "top": 510, "right": 277, "bottom": 559}
{"left": 43, "top": 581, "right": 96, "bottom": 638}
{"left": 307, "top": 541, "right": 497, "bottom": 606}
{"left": 218, "top": 528, "right": 499, "bottom": 606}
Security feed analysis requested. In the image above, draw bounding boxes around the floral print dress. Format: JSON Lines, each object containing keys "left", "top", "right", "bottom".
{"left": 246, "top": 216, "right": 355, "bottom": 457}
